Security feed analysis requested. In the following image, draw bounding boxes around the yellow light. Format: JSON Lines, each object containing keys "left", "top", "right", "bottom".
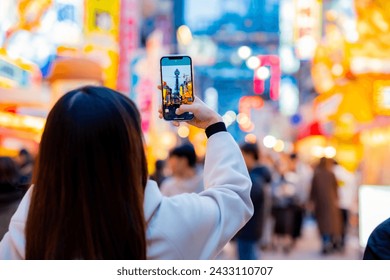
{"left": 160, "top": 132, "right": 177, "bottom": 149}
{"left": 331, "top": 64, "right": 344, "bottom": 76}
{"left": 156, "top": 150, "right": 169, "bottom": 160}
{"left": 273, "top": 140, "right": 285, "bottom": 152}
{"left": 0, "top": 114, "right": 12, "bottom": 125}
{"left": 245, "top": 134, "right": 257, "bottom": 143}
{"left": 324, "top": 146, "right": 336, "bottom": 158}
{"left": 237, "top": 113, "right": 249, "bottom": 125}
{"left": 177, "top": 25, "right": 193, "bottom": 46}
{"left": 178, "top": 126, "right": 190, "bottom": 138}
{"left": 240, "top": 121, "right": 254, "bottom": 132}
{"left": 360, "top": 132, "right": 369, "bottom": 144}
{"left": 311, "top": 146, "right": 324, "bottom": 158}
{"left": 0, "top": 112, "right": 45, "bottom": 133}
{"left": 22, "top": 116, "right": 45, "bottom": 130}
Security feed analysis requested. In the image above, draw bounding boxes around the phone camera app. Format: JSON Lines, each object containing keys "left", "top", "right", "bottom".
{"left": 162, "top": 66, "right": 193, "bottom": 120}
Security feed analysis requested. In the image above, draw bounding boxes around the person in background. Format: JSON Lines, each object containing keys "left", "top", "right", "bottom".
{"left": 235, "top": 143, "right": 271, "bottom": 260}
{"left": 333, "top": 160, "right": 357, "bottom": 251}
{"left": 160, "top": 143, "right": 203, "bottom": 197}
{"left": 259, "top": 153, "right": 276, "bottom": 250}
{"left": 0, "top": 86, "right": 253, "bottom": 259}
{"left": 0, "top": 157, "right": 24, "bottom": 240}
{"left": 309, "top": 157, "right": 342, "bottom": 254}
{"left": 15, "top": 149, "right": 34, "bottom": 186}
{"left": 150, "top": 159, "right": 167, "bottom": 187}
{"left": 288, "top": 153, "right": 312, "bottom": 246}
{"left": 271, "top": 155, "right": 297, "bottom": 253}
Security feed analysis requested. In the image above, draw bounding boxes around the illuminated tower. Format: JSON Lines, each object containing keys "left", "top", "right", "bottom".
{"left": 172, "top": 68, "right": 181, "bottom": 104}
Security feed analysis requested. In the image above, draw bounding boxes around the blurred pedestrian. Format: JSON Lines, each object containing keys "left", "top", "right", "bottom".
{"left": 235, "top": 143, "right": 271, "bottom": 260}
{"left": 15, "top": 149, "right": 34, "bottom": 186}
{"left": 288, "top": 153, "right": 312, "bottom": 246}
{"left": 150, "top": 159, "right": 167, "bottom": 187}
{"left": 259, "top": 153, "right": 276, "bottom": 250}
{"left": 160, "top": 143, "right": 203, "bottom": 196}
{"left": 333, "top": 160, "right": 358, "bottom": 251}
{"left": 271, "top": 155, "right": 297, "bottom": 253}
{"left": 309, "top": 157, "right": 342, "bottom": 254}
{"left": 0, "top": 157, "right": 24, "bottom": 240}
{"left": 0, "top": 86, "right": 252, "bottom": 259}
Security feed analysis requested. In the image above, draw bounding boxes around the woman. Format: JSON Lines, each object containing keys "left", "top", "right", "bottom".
{"left": 309, "top": 157, "right": 342, "bottom": 254}
{"left": 0, "top": 86, "right": 252, "bottom": 259}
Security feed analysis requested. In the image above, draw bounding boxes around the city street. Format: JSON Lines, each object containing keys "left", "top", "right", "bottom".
{"left": 219, "top": 218, "right": 362, "bottom": 260}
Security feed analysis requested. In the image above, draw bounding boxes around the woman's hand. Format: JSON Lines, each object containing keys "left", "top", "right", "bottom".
{"left": 158, "top": 86, "right": 222, "bottom": 129}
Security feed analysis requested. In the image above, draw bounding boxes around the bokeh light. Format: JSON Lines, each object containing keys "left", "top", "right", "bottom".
{"left": 263, "top": 135, "right": 277, "bottom": 149}
{"left": 177, "top": 25, "right": 193, "bottom": 46}
{"left": 178, "top": 125, "right": 190, "bottom": 138}
{"left": 245, "top": 133, "right": 257, "bottom": 143}
{"left": 273, "top": 139, "right": 285, "bottom": 152}
{"left": 237, "top": 46, "right": 252, "bottom": 60}
{"left": 255, "top": 66, "right": 271, "bottom": 80}
{"left": 237, "top": 113, "right": 249, "bottom": 125}
{"left": 246, "top": 56, "right": 261, "bottom": 69}
{"left": 324, "top": 146, "right": 337, "bottom": 158}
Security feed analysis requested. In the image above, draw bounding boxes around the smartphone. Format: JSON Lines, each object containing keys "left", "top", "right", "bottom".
{"left": 160, "top": 55, "right": 194, "bottom": 121}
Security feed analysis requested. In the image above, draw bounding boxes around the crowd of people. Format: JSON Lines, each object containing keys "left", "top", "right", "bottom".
{"left": 150, "top": 143, "right": 359, "bottom": 259}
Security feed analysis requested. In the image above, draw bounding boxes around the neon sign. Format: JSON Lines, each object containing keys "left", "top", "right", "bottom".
{"left": 253, "top": 55, "right": 281, "bottom": 101}
{"left": 238, "top": 96, "right": 264, "bottom": 132}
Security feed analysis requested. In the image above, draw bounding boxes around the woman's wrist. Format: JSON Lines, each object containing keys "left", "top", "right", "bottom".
{"left": 205, "top": 121, "right": 227, "bottom": 138}
{"left": 206, "top": 115, "right": 223, "bottom": 128}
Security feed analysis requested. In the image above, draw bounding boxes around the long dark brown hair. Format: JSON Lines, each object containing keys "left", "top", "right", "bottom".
{"left": 25, "top": 86, "right": 148, "bottom": 259}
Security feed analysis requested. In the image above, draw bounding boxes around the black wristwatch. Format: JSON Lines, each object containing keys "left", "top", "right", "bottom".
{"left": 205, "top": 122, "right": 227, "bottom": 138}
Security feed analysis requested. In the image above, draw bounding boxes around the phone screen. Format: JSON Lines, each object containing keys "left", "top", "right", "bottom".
{"left": 160, "top": 56, "right": 194, "bottom": 121}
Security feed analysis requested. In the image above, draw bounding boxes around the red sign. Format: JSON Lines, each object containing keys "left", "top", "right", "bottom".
{"left": 117, "top": 0, "right": 139, "bottom": 94}
{"left": 253, "top": 55, "right": 281, "bottom": 100}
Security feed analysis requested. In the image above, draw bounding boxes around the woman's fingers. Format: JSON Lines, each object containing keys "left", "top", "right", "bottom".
{"left": 172, "top": 121, "right": 180, "bottom": 127}
{"left": 176, "top": 104, "right": 195, "bottom": 115}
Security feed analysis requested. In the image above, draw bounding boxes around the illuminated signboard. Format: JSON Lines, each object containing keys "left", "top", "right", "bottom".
{"left": 253, "top": 55, "right": 281, "bottom": 100}
{"left": 238, "top": 96, "right": 264, "bottom": 132}
{"left": 294, "top": 0, "right": 322, "bottom": 60}
{"left": 117, "top": 0, "right": 139, "bottom": 94}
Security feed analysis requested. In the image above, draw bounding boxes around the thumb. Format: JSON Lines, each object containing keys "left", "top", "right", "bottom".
{"left": 176, "top": 104, "right": 194, "bottom": 114}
